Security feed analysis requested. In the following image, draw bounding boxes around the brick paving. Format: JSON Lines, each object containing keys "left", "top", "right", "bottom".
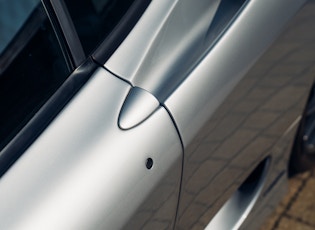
{"left": 261, "top": 170, "right": 315, "bottom": 230}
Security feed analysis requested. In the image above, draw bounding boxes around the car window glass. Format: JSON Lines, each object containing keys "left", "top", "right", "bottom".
{"left": 64, "top": 0, "right": 135, "bottom": 55}
{"left": 0, "top": 1, "right": 70, "bottom": 151}
{"left": 0, "top": 0, "right": 39, "bottom": 54}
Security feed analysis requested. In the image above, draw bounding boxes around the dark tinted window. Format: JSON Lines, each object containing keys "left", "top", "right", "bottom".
{"left": 0, "top": 1, "right": 70, "bottom": 151}
{"left": 65, "top": 0, "right": 135, "bottom": 55}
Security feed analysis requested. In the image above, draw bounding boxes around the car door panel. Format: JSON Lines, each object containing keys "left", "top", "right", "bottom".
{"left": 98, "top": 1, "right": 311, "bottom": 228}
{"left": 0, "top": 67, "right": 182, "bottom": 229}
{"left": 172, "top": 1, "right": 315, "bottom": 229}
{"left": 1, "top": 0, "right": 315, "bottom": 229}
{"left": 104, "top": 0, "right": 224, "bottom": 100}
{"left": 164, "top": 0, "right": 307, "bottom": 146}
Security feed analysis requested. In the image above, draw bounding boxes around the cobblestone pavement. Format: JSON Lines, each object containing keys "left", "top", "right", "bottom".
{"left": 261, "top": 169, "right": 315, "bottom": 230}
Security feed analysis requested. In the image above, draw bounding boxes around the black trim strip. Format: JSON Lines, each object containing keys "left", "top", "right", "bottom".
{"left": 0, "top": 58, "right": 97, "bottom": 178}
{"left": 93, "top": 0, "right": 152, "bottom": 64}
{"left": 42, "top": 0, "right": 85, "bottom": 69}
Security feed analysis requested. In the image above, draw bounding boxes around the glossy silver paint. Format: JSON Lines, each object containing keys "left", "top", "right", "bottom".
{"left": 118, "top": 87, "right": 160, "bottom": 130}
{"left": 173, "top": 1, "right": 315, "bottom": 229}
{"left": 205, "top": 158, "right": 270, "bottom": 230}
{"left": 0, "top": 68, "right": 182, "bottom": 229}
{"left": 105, "top": 0, "right": 307, "bottom": 147}
{"left": 164, "top": 0, "right": 307, "bottom": 147}
{"left": 102, "top": 0, "right": 313, "bottom": 229}
{"left": 105, "top": 0, "right": 222, "bottom": 100}
{"left": 1, "top": 0, "right": 314, "bottom": 229}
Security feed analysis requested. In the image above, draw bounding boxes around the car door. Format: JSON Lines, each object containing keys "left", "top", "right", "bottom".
{"left": 0, "top": 0, "right": 182, "bottom": 229}
{"left": 100, "top": 0, "right": 314, "bottom": 229}
{"left": 1, "top": 0, "right": 314, "bottom": 229}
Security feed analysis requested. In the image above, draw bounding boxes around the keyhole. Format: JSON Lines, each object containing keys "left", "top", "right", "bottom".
{"left": 146, "top": 158, "right": 153, "bottom": 169}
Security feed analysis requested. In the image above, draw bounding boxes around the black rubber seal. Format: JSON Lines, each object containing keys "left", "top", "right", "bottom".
{"left": 92, "top": 0, "right": 152, "bottom": 64}
{"left": 0, "top": 58, "right": 97, "bottom": 178}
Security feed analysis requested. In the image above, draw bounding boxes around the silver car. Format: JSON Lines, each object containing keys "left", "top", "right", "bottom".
{"left": 0, "top": 0, "right": 314, "bottom": 229}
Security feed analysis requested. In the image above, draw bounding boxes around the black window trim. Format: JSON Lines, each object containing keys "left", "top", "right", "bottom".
{"left": 0, "top": 58, "right": 98, "bottom": 178}
{"left": 92, "top": 0, "right": 152, "bottom": 64}
{"left": 42, "top": 0, "right": 86, "bottom": 70}
{"left": 43, "top": 0, "right": 153, "bottom": 68}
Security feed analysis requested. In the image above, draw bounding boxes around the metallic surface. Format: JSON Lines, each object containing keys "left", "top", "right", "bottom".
{"left": 0, "top": 68, "right": 182, "bottom": 229}
{"left": 164, "top": 0, "right": 307, "bottom": 147}
{"left": 105, "top": 0, "right": 222, "bottom": 100}
{"left": 205, "top": 158, "right": 270, "bottom": 230}
{"left": 1, "top": 0, "right": 315, "bottom": 229}
{"left": 118, "top": 87, "right": 160, "bottom": 130}
{"left": 173, "top": 1, "right": 315, "bottom": 228}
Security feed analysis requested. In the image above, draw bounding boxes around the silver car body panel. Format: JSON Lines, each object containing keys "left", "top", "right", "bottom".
{"left": 118, "top": 86, "right": 160, "bottom": 130}
{"left": 0, "top": 0, "right": 314, "bottom": 229}
{"left": 105, "top": 0, "right": 222, "bottom": 100}
{"left": 163, "top": 0, "right": 307, "bottom": 147}
{"left": 205, "top": 157, "right": 270, "bottom": 230}
{"left": 174, "top": 1, "right": 315, "bottom": 229}
{"left": 105, "top": 0, "right": 307, "bottom": 147}
{"left": 0, "top": 68, "right": 182, "bottom": 229}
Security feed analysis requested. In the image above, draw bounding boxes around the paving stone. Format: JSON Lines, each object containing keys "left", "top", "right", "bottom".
{"left": 280, "top": 176, "right": 304, "bottom": 206}
{"left": 259, "top": 205, "right": 285, "bottom": 230}
{"left": 276, "top": 217, "right": 314, "bottom": 230}
{"left": 261, "top": 172, "right": 315, "bottom": 230}
{"left": 296, "top": 171, "right": 312, "bottom": 180}
{"left": 287, "top": 177, "right": 315, "bottom": 227}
